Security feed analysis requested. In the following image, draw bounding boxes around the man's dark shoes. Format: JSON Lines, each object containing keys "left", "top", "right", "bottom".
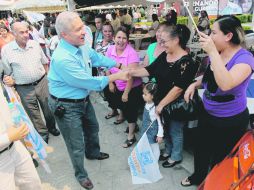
{"left": 48, "top": 128, "right": 60, "bottom": 136}
{"left": 162, "top": 159, "right": 182, "bottom": 168}
{"left": 86, "top": 152, "right": 109, "bottom": 160}
{"left": 79, "top": 178, "right": 94, "bottom": 190}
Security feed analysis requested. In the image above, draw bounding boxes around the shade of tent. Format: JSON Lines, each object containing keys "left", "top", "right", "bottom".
{"left": 73, "top": 0, "right": 124, "bottom": 7}
{"left": 11, "top": 0, "right": 66, "bottom": 13}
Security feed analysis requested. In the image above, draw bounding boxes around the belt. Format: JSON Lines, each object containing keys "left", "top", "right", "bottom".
{"left": 204, "top": 90, "right": 235, "bottom": 103}
{"left": 0, "top": 142, "right": 14, "bottom": 154}
{"left": 17, "top": 74, "right": 45, "bottom": 86}
{"left": 50, "top": 94, "right": 89, "bottom": 103}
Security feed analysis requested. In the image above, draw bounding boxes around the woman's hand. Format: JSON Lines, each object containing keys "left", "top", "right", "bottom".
{"left": 184, "top": 83, "right": 196, "bottom": 103}
{"left": 199, "top": 32, "right": 217, "bottom": 55}
{"left": 156, "top": 136, "right": 163, "bottom": 144}
{"left": 156, "top": 104, "right": 164, "bottom": 115}
{"left": 109, "top": 83, "right": 115, "bottom": 93}
{"left": 122, "top": 92, "right": 128, "bottom": 102}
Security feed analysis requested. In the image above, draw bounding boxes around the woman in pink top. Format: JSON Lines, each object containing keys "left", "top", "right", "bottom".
{"left": 105, "top": 26, "right": 143, "bottom": 148}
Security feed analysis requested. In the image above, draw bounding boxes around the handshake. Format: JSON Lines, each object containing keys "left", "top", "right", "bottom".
{"left": 108, "top": 62, "right": 145, "bottom": 83}
{"left": 108, "top": 68, "right": 135, "bottom": 82}
{"left": 116, "top": 69, "right": 132, "bottom": 81}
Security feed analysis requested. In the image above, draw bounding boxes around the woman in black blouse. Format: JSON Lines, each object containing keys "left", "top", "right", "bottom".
{"left": 129, "top": 24, "right": 198, "bottom": 168}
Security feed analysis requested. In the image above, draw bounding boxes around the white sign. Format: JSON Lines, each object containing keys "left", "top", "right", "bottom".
{"left": 184, "top": 0, "right": 253, "bottom": 15}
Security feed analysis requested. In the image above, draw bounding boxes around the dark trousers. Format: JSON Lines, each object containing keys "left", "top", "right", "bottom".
{"left": 189, "top": 106, "right": 249, "bottom": 184}
{"left": 48, "top": 97, "right": 100, "bottom": 182}
{"left": 15, "top": 77, "right": 55, "bottom": 137}
{"left": 104, "top": 85, "right": 143, "bottom": 123}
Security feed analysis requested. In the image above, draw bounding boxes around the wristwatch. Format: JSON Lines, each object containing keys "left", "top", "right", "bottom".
{"left": 118, "top": 63, "right": 122, "bottom": 69}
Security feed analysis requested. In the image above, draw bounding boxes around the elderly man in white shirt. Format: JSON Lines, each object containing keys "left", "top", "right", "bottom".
{"left": 2, "top": 22, "right": 60, "bottom": 143}
{"left": 0, "top": 84, "right": 42, "bottom": 190}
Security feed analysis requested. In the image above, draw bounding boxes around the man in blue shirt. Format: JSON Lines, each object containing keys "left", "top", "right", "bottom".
{"left": 47, "top": 11, "right": 128, "bottom": 190}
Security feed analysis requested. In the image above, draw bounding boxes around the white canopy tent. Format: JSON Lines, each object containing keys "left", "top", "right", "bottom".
{"left": 0, "top": 0, "right": 66, "bottom": 12}
{"left": 75, "top": 0, "right": 174, "bottom": 12}
{"left": 0, "top": 0, "right": 17, "bottom": 10}
{"left": 13, "top": 0, "right": 65, "bottom": 10}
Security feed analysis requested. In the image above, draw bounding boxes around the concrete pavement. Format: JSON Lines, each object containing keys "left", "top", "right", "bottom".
{"left": 36, "top": 93, "right": 197, "bottom": 190}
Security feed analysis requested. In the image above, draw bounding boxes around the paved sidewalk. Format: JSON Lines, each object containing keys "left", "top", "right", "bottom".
{"left": 37, "top": 93, "right": 197, "bottom": 190}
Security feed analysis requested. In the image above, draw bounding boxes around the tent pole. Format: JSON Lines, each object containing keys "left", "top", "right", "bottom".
{"left": 252, "top": 10, "right": 254, "bottom": 30}
{"left": 187, "top": 0, "right": 194, "bottom": 36}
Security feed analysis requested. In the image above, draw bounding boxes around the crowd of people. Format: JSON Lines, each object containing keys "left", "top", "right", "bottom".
{"left": 0, "top": 7, "right": 253, "bottom": 190}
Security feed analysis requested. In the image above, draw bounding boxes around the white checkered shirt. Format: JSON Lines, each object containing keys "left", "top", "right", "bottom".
{"left": 1, "top": 40, "right": 48, "bottom": 85}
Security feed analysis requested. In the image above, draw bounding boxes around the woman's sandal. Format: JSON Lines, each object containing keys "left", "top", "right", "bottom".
{"left": 122, "top": 136, "right": 136, "bottom": 148}
{"left": 105, "top": 111, "right": 119, "bottom": 119}
{"left": 113, "top": 118, "right": 125, "bottom": 125}
{"left": 180, "top": 177, "right": 193, "bottom": 187}
{"left": 125, "top": 124, "right": 139, "bottom": 133}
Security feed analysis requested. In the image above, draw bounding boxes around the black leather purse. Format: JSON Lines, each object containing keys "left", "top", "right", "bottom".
{"left": 161, "top": 90, "right": 201, "bottom": 122}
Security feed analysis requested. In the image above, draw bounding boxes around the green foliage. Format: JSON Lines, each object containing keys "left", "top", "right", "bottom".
{"left": 236, "top": 15, "right": 248, "bottom": 23}
{"left": 177, "top": 16, "right": 199, "bottom": 25}
{"left": 210, "top": 18, "right": 216, "bottom": 25}
{"left": 136, "top": 14, "right": 252, "bottom": 28}
{"left": 243, "top": 25, "right": 252, "bottom": 31}
{"left": 177, "top": 16, "right": 188, "bottom": 25}
{"left": 247, "top": 14, "right": 253, "bottom": 22}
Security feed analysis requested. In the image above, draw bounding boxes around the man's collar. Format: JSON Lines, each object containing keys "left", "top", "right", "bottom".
{"left": 12, "top": 40, "right": 33, "bottom": 51}
{"left": 59, "top": 39, "right": 79, "bottom": 55}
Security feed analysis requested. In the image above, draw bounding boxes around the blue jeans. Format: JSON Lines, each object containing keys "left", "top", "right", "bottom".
{"left": 164, "top": 119, "right": 186, "bottom": 161}
{"left": 48, "top": 97, "right": 100, "bottom": 182}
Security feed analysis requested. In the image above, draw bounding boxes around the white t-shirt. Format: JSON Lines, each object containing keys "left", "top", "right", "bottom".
{"left": 145, "top": 102, "right": 164, "bottom": 137}
{"left": 49, "top": 35, "right": 59, "bottom": 51}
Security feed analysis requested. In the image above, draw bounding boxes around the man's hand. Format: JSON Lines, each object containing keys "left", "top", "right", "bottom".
{"left": 117, "top": 70, "right": 130, "bottom": 81}
{"left": 7, "top": 124, "right": 29, "bottom": 142}
{"left": 3, "top": 75, "right": 15, "bottom": 87}
{"left": 108, "top": 70, "right": 130, "bottom": 83}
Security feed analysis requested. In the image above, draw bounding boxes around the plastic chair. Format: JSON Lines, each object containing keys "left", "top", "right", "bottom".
{"left": 139, "top": 37, "right": 151, "bottom": 50}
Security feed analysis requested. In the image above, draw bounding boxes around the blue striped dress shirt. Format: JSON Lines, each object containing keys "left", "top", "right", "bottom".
{"left": 48, "top": 39, "right": 116, "bottom": 99}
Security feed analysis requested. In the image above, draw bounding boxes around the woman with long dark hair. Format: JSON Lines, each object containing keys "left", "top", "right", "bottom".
{"left": 181, "top": 15, "right": 254, "bottom": 187}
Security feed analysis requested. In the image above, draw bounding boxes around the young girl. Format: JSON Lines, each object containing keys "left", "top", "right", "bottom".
{"left": 141, "top": 82, "right": 164, "bottom": 161}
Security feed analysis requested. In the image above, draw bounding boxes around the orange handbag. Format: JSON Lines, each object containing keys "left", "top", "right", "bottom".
{"left": 198, "top": 130, "right": 254, "bottom": 190}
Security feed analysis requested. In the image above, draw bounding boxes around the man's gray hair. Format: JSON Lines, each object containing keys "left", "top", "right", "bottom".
{"left": 11, "top": 21, "right": 28, "bottom": 35}
{"left": 55, "top": 11, "right": 80, "bottom": 36}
